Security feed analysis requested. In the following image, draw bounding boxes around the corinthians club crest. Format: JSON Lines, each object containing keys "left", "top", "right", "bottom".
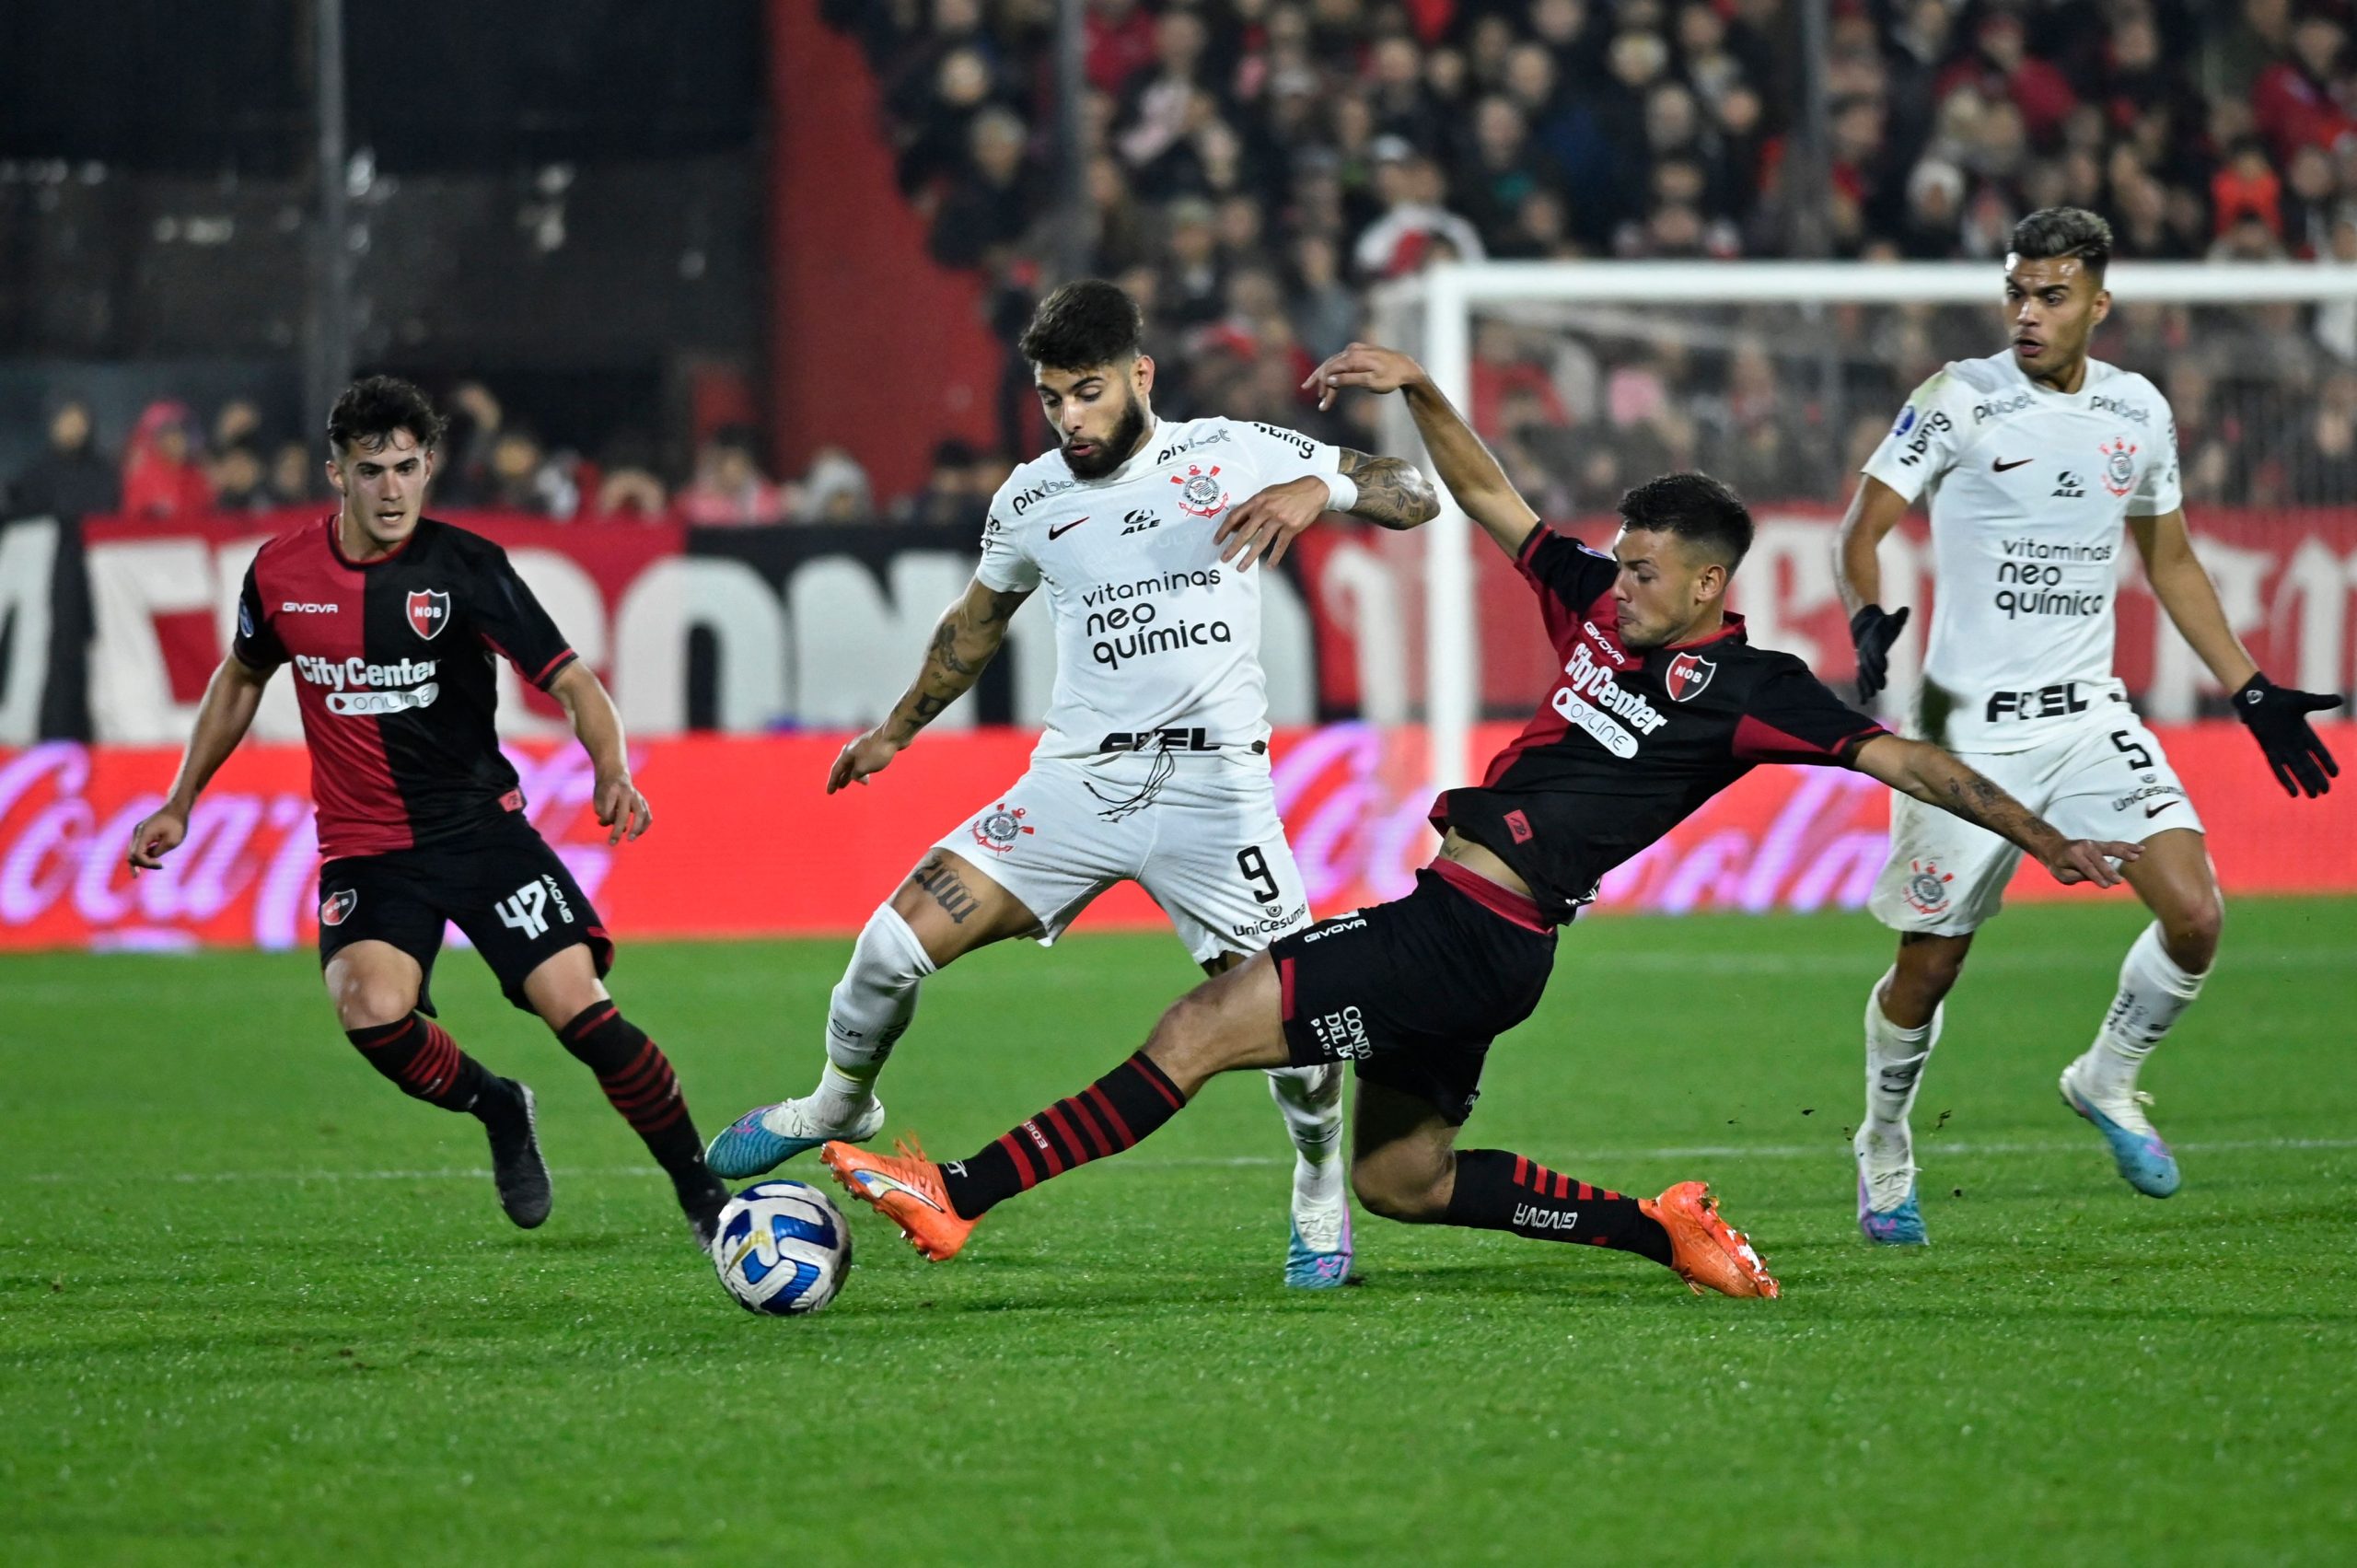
{"left": 1665, "top": 651, "right": 1716, "bottom": 701}
{"left": 406, "top": 588, "right": 451, "bottom": 641}
{"left": 1169, "top": 463, "right": 1230, "bottom": 518}
{"left": 2099, "top": 435, "right": 2138, "bottom": 496}
{"left": 970, "top": 803, "right": 1035, "bottom": 854}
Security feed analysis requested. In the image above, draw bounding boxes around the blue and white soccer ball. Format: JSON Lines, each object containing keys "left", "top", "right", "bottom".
{"left": 711, "top": 1179, "right": 853, "bottom": 1316}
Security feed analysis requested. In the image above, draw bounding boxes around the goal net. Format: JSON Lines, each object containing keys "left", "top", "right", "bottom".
{"left": 1363, "top": 261, "right": 2357, "bottom": 793}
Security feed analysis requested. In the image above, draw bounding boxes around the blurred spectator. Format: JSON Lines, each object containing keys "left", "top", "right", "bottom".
{"left": 122, "top": 401, "right": 214, "bottom": 518}
{"left": 1354, "top": 143, "right": 1487, "bottom": 279}
{"left": 485, "top": 427, "right": 578, "bottom": 518}
{"left": 797, "top": 446, "right": 876, "bottom": 522}
{"left": 209, "top": 445, "right": 272, "bottom": 512}
{"left": 212, "top": 398, "right": 265, "bottom": 456}
{"left": 679, "top": 426, "right": 791, "bottom": 527}
{"left": 7, "top": 397, "right": 120, "bottom": 520}
{"left": 270, "top": 440, "right": 321, "bottom": 508}
{"left": 892, "top": 437, "right": 989, "bottom": 527}
{"left": 931, "top": 106, "right": 1044, "bottom": 269}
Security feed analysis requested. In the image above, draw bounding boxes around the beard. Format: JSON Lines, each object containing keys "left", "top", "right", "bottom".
{"left": 1062, "top": 389, "right": 1149, "bottom": 480}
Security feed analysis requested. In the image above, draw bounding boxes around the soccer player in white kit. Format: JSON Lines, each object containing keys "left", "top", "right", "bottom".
{"left": 705, "top": 280, "right": 1439, "bottom": 1286}
{"left": 1838, "top": 208, "right": 2341, "bottom": 1244}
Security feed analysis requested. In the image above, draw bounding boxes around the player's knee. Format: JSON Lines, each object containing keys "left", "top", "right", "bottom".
{"left": 1147, "top": 989, "right": 1234, "bottom": 1079}
{"left": 2162, "top": 897, "right": 2223, "bottom": 973}
{"left": 331, "top": 977, "right": 416, "bottom": 1030}
{"left": 1897, "top": 934, "right": 1970, "bottom": 995}
{"left": 1352, "top": 1162, "right": 1447, "bottom": 1223}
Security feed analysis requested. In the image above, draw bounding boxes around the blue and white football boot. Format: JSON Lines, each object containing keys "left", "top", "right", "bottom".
{"left": 1285, "top": 1175, "right": 1354, "bottom": 1289}
{"left": 706, "top": 1096, "right": 888, "bottom": 1181}
{"left": 2059, "top": 1058, "right": 2180, "bottom": 1197}
{"left": 1854, "top": 1121, "right": 1928, "bottom": 1247}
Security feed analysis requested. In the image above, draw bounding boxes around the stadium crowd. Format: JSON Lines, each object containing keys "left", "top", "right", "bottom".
{"left": 832, "top": 0, "right": 2357, "bottom": 512}
{"left": 18, "top": 1, "right": 2357, "bottom": 521}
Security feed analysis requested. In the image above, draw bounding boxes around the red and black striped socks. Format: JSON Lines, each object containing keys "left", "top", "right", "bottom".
{"left": 1444, "top": 1149, "right": 1673, "bottom": 1264}
{"left": 558, "top": 1003, "right": 709, "bottom": 1181}
{"left": 939, "top": 1051, "right": 1187, "bottom": 1219}
{"left": 346, "top": 1016, "right": 494, "bottom": 1112}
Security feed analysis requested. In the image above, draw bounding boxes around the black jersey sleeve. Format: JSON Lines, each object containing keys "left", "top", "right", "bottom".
{"left": 231, "top": 563, "right": 286, "bottom": 670}
{"left": 471, "top": 546, "right": 578, "bottom": 691}
{"left": 1731, "top": 657, "right": 1888, "bottom": 766}
{"left": 1515, "top": 526, "right": 1620, "bottom": 607}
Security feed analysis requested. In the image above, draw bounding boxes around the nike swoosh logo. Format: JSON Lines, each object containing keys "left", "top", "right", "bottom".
{"left": 852, "top": 1168, "right": 945, "bottom": 1214}
{"left": 1047, "top": 517, "right": 1089, "bottom": 540}
{"left": 1993, "top": 458, "right": 2033, "bottom": 472}
{"left": 2145, "top": 802, "right": 2172, "bottom": 818}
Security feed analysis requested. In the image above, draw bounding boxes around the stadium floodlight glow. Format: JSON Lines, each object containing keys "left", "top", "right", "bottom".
{"left": 1376, "top": 260, "right": 2357, "bottom": 796}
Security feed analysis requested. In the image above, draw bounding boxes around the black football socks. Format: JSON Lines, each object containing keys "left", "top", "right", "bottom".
{"left": 346, "top": 1015, "right": 495, "bottom": 1112}
{"left": 558, "top": 1003, "right": 727, "bottom": 1222}
{"left": 1445, "top": 1149, "right": 1674, "bottom": 1266}
{"left": 938, "top": 1051, "right": 1187, "bottom": 1219}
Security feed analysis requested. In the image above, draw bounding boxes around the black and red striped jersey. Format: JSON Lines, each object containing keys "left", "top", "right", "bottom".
{"left": 1434, "top": 526, "right": 1888, "bottom": 922}
{"left": 233, "top": 516, "right": 577, "bottom": 859}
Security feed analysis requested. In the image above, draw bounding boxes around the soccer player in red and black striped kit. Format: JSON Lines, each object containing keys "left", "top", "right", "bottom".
{"left": 127, "top": 377, "right": 731, "bottom": 1244}
{"left": 822, "top": 343, "right": 2144, "bottom": 1298}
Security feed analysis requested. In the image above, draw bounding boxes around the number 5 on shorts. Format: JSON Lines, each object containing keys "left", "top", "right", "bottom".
{"left": 1236, "top": 846, "right": 1281, "bottom": 902}
{"left": 2110, "top": 728, "right": 2154, "bottom": 771}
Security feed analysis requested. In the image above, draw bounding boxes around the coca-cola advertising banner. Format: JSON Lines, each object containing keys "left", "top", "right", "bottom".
{"left": 2, "top": 722, "right": 2346, "bottom": 953}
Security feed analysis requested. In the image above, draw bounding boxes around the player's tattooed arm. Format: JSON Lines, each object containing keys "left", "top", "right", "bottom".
{"left": 829, "top": 578, "right": 1032, "bottom": 794}
{"left": 1851, "top": 736, "right": 2142, "bottom": 888}
{"left": 1332, "top": 447, "right": 1441, "bottom": 531}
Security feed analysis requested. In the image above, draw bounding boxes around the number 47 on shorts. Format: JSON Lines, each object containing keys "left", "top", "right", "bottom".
{"left": 496, "top": 876, "right": 575, "bottom": 940}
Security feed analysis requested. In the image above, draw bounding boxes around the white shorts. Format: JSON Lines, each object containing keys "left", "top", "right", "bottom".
{"left": 936, "top": 751, "right": 1309, "bottom": 964}
{"left": 1870, "top": 714, "right": 2203, "bottom": 936}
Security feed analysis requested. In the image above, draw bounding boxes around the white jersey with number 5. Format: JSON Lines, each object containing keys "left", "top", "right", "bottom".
{"left": 977, "top": 416, "right": 1341, "bottom": 761}
{"left": 1862, "top": 349, "right": 2180, "bottom": 753}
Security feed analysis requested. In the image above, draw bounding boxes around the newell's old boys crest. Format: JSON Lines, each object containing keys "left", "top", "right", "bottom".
{"left": 406, "top": 589, "right": 451, "bottom": 641}
{"left": 971, "top": 803, "right": 1035, "bottom": 854}
{"left": 320, "top": 889, "right": 358, "bottom": 926}
{"left": 1665, "top": 652, "right": 1716, "bottom": 701}
{"left": 1170, "top": 463, "right": 1230, "bottom": 518}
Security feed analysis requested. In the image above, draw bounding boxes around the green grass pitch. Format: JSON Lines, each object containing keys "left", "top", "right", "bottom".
{"left": 5, "top": 897, "right": 2353, "bottom": 1566}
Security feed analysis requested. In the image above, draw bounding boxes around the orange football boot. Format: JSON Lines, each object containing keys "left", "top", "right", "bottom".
{"left": 1640, "top": 1180, "right": 1781, "bottom": 1298}
{"left": 820, "top": 1136, "right": 977, "bottom": 1261}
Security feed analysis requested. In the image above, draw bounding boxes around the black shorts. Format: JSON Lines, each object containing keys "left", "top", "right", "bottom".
{"left": 316, "top": 817, "right": 613, "bottom": 1015}
{"left": 1271, "top": 867, "right": 1558, "bottom": 1125}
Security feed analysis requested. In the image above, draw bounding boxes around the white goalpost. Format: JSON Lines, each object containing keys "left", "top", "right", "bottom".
{"left": 1374, "top": 260, "right": 2357, "bottom": 796}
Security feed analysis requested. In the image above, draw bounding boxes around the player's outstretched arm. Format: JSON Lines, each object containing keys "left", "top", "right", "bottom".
{"left": 127, "top": 656, "right": 272, "bottom": 873}
{"left": 2131, "top": 507, "right": 2342, "bottom": 797}
{"left": 548, "top": 661, "right": 650, "bottom": 844}
{"left": 1850, "top": 734, "right": 2142, "bottom": 888}
{"left": 1212, "top": 447, "right": 1438, "bottom": 568}
{"left": 1834, "top": 474, "right": 1913, "bottom": 703}
{"left": 828, "top": 576, "right": 1033, "bottom": 794}
{"left": 1301, "top": 342, "right": 1541, "bottom": 559}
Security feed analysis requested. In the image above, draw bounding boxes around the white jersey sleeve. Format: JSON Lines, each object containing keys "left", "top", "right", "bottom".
{"left": 1861, "top": 371, "right": 1971, "bottom": 503}
{"left": 975, "top": 482, "right": 1043, "bottom": 594}
{"left": 2127, "top": 399, "right": 2183, "bottom": 517}
{"left": 1228, "top": 421, "right": 1344, "bottom": 491}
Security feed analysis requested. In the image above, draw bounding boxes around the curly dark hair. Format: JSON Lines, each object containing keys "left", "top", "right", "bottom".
{"left": 1018, "top": 280, "right": 1144, "bottom": 371}
{"left": 1618, "top": 471, "right": 1754, "bottom": 569}
{"left": 2011, "top": 206, "right": 2113, "bottom": 280}
{"left": 326, "top": 375, "right": 447, "bottom": 454}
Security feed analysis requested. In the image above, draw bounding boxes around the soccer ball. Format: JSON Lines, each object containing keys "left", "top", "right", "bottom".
{"left": 710, "top": 1179, "right": 853, "bottom": 1316}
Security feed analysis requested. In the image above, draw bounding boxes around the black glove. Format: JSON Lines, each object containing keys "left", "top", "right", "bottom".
{"left": 1849, "top": 604, "right": 1910, "bottom": 703}
{"left": 2233, "top": 673, "right": 2343, "bottom": 798}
